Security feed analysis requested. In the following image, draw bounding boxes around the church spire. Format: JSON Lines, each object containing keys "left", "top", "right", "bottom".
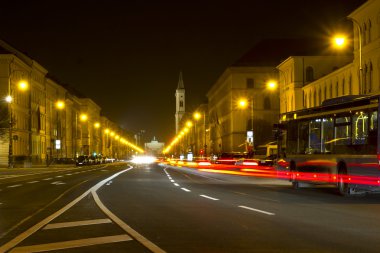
{"left": 177, "top": 71, "right": 185, "bottom": 89}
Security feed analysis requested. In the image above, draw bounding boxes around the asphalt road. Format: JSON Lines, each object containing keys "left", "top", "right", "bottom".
{"left": 1, "top": 163, "right": 380, "bottom": 252}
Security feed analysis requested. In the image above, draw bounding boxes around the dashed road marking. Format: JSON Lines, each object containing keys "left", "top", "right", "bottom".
{"left": 27, "top": 181, "right": 39, "bottom": 184}
{"left": 51, "top": 181, "right": 66, "bottom": 185}
{"left": 238, "top": 205, "right": 275, "bottom": 216}
{"left": 43, "top": 178, "right": 53, "bottom": 181}
{"left": 7, "top": 184, "right": 22, "bottom": 188}
{"left": 174, "top": 183, "right": 179, "bottom": 187}
{"left": 181, "top": 188, "right": 191, "bottom": 192}
{"left": 200, "top": 195, "right": 219, "bottom": 201}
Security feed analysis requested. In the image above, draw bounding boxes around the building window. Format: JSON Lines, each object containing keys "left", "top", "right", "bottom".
{"left": 342, "top": 78, "right": 345, "bottom": 95}
{"left": 306, "top": 66, "right": 314, "bottom": 82}
{"left": 368, "top": 19, "right": 372, "bottom": 43}
{"left": 246, "top": 78, "right": 254, "bottom": 89}
{"left": 369, "top": 62, "right": 373, "bottom": 93}
{"left": 324, "top": 86, "right": 327, "bottom": 101}
{"left": 313, "top": 91, "right": 316, "bottom": 107}
{"left": 336, "top": 82, "right": 339, "bottom": 97}
{"left": 330, "top": 83, "right": 333, "bottom": 98}
{"left": 364, "top": 64, "right": 368, "bottom": 93}
{"left": 263, "top": 96, "right": 271, "bottom": 109}
{"left": 180, "top": 101, "right": 183, "bottom": 107}
{"left": 349, "top": 75, "right": 352, "bottom": 94}
{"left": 318, "top": 88, "right": 321, "bottom": 105}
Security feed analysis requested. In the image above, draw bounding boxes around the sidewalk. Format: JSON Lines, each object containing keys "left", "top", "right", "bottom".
{"left": 0, "top": 164, "right": 76, "bottom": 175}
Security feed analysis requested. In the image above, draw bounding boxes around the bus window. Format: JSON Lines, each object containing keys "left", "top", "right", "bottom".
{"left": 352, "top": 111, "right": 368, "bottom": 145}
{"left": 298, "top": 121, "right": 309, "bottom": 154}
{"left": 308, "top": 119, "right": 321, "bottom": 154}
{"left": 334, "top": 116, "right": 351, "bottom": 153}
{"left": 368, "top": 111, "right": 378, "bottom": 148}
{"left": 321, "top": 118, "right": 334, "bottom": 153}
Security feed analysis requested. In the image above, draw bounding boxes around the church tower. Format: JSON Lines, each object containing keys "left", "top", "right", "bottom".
{"left": 175, "top": 72, "right": 185, "bottom": 134}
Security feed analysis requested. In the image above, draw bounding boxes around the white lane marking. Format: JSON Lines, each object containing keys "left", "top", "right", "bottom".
{"left": 51, "top": 181, "right": 66, "bottom": 185}
{"left": 27, "top": 181, "right": 39, "bottom": 184}
{"left": 43, "top": 219, "right": 112, "bottom": 230}
{"left": 174, "top": 183, "right": 180, "bottom": 187}
{"left": 43, "top": 178, "right": 53, "bottom": 181}
{"left": 9, "top": 235, "right": 132, "bottom": 252}
{"left": 170, "top": 180, "right": 175, "bottom": 183}
{"left": 93, "top": 189, "right": 166, "bottom": 253}
{"left": 181, "top": 188, "right": 191, "bottom": 192}
{"left": 0, "top": 167, "right": 165, "bottom": 253}
{"left": 238, "top": 205, "right": 275, "bottom": 216}
{"left": 200, "top": 195, "right": 219, "bottom": 201}
{"left": 55, "top": 176, "right": 63, "bottom": 178}
{"left": 7, "top": 184, "right": 22, "bottom": 188}
{"left": 106, "top": 181, "right": 112, "bottom": 186}
{"left": 65, "top": 174, "right": 72, "bottom": 176}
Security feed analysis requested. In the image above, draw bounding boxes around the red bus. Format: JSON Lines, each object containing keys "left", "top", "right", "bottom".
{"left": 276, "top": 95, "right": 380, "bottom": 196}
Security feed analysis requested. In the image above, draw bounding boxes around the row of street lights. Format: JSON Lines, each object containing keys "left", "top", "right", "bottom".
{"left": 5, "top": 85, "right": 143, "bottom": 168}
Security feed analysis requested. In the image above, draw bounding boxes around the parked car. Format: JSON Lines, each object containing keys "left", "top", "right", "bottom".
{"left": 76, "top": 155, "right": 89, "bottom": 166}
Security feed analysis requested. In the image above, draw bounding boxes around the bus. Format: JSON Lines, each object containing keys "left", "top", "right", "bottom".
{"left": 276, "top": 95, "right": 380, "bottom": 196}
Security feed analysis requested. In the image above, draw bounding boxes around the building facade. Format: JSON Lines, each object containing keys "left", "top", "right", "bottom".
{"left": 0, "top": 39, "right": 139, "bottom": 167}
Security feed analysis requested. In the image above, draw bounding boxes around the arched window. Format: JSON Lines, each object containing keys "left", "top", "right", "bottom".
{"left": 368, "top": 62, "right": 373, "bottom": 92}
{"left": 349, "top": 75, "right": 352, "bottom": 95}
{"left": 330, "top": 83, "right": 333, "bottom": 98}
{"left": 363, "top": 22, "right": 367, "bottom": 45}
{"left": 306, "top": 66, "right": 314, "bottom": 82}
{"left": 313, "top": 90, "right": 316, "bottom": 107}
{"left": 364, "top": 64, "right": 368, "bottom": 93}
{"left": 309, "top": 92, "right": 311, "bottom": 108}
{"left": 342, "top": 78, "right": 345, "bottom": 95}
{"left": 324, "top": 86, "right": 327, "bottom": 101}
{"left": 336, "top": 81, "right": 339, "bottom": 97}
{"left": 291, "top": 96, "right": 293, "bottom": 111}
{"left": 368, "top": 19, "right": 372, "bottom": 43}
{"left": 263, "top": 96, "right": 271, "bottom": 110}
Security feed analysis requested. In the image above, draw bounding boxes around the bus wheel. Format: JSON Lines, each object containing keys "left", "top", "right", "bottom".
{"left": 337, "top": 167, "right": 350, "bottom": 196}
{"left": 290, "top": 162, "right": 299, "bottom": 189}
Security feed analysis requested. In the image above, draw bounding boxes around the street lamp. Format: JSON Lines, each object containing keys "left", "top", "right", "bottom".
{"left": 193, "top": 112, "right": 207, "bottom": 157}
{"left": 333, "top": 18, "right": 362, "bottom": 93}
{"left": 55, "top": 100, "right": 65, "bottom": 160}
{"left": 6, "top": 75, "right": 29, "bottom": 168}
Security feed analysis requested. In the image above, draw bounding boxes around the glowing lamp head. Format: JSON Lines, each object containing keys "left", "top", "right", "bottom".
{"left": 193, "top": 112, "right": 201, "bottom": 120}
{"left": 238, "top": 99, "right": 248, "bottom": 108}
{"left": 186, "top": 121, "right": 193, "bottom": 127}
{"left": 5, "top": 95, "right": 12, "bottom": 103}
{"left": 94, "top": 122, "right": 100, "bottom": 128}
{"left": 267, "top": 81, "right": 277, "bottom": 90}
{"left": 104, "top": 128, "right": 110, "bottom": 134}
{"left": 18, "top": 80, "right": 28, "bottom": 91}
{"left": 110, "top": 131, "right": 115, "bottom": 137}
{"left": 80, "top": 114, "right": 88, "bottom": 122}
{"left": 55, "top": 100, "right": 65, "bottom": 110}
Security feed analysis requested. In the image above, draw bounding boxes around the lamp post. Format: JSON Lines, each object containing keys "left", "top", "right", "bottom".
{"left": 6, "top": 71, "right": 29, "bottom": 168}
{"left": 349, "top": 18, "right": 363, "bottom": 94}
{"left": 55, "top": 100, "right": 65, "bottom": 160}
{"left": 79, "top": 113, "right": 88, "bottom": 155}
{"left": 333, "top": 18, "right": 362, "bottom": 94}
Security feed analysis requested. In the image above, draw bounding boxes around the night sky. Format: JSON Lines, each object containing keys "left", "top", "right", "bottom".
{"left": 0, "top": 0, "right": 365, "bottom": 144}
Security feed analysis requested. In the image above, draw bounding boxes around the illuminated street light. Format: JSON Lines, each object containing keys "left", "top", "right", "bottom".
{"left": 80, "top": 113, "right": 88, "bottom": 122}
{"left": 94, "top": 122, "right": 100, "bottom": 128}
{"left": 193, "top": 112, "right": 201, "bottom": 120}
{"left": 238, "top": 98, "right": 248, "bottom": 109}
{"left": 8, "top": 77, "right": 30, "bottom": 168}
{"left": 17, "top": 80, "right": 28, "bottom": 91}
{"left": 186, "top": 121, "right": 193, "bottom": 127}
{"left": 332, "top": 35, "right": 346, "bottom": 49}
{"left": 104, "top": 128, "right": 110, "bottom": 134}
{"left": 55, "top": 100, "right": 65, "bottom": 110}
{"left": 267, "top": 80, "right": 277, "bottom": 90}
